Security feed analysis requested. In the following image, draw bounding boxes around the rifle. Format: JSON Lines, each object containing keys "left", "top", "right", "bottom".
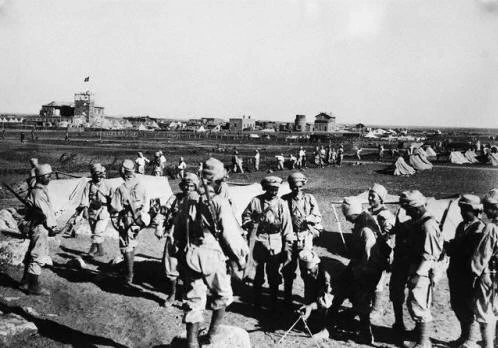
{"left": 2, "top": 182, "right": 45, "bottom": 224}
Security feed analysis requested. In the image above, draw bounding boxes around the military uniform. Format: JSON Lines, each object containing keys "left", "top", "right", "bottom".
{"left": 242, "top": 176, "right": 293, "bottom": 306}
{"left": 179, "top": 158, "right": 248, "bottom": 347}
{"left": 21, "top": 164, "right": 57, "bottom": 295}
{"left": 110, "top": 160, "right": 150, "bottom": 283}
{"left": 469, "top": 189, "right": 498, "bottom": 348}
{"left": 445, "top": 195, "right": 485, "bottom": 344}
{"left": 281, "top": 172, "right": 322, "bottom": 304}
{"left": 79, "top": 164, "right": 111, "bottom": 254}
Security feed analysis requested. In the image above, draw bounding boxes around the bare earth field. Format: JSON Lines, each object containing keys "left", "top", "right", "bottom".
{"left": 0, "top": 137, "right": 497, "bottom": 347}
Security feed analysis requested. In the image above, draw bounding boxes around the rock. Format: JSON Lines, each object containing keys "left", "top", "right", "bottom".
{"left": 0, "top": 209, "right": 20, "bottom": 233}
{"left": 0, "top": 240, "right": 29, "bottom": 266}
{"left": 171, "top": 325, "right": 251, "bottom": 348}
{"left": 0, "top": 311, "right": 38, "bottom": 345}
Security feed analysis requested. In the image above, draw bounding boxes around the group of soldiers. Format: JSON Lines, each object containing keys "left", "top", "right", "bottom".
{"left": 17, "top": 155, "right": 498, "bottom": 348}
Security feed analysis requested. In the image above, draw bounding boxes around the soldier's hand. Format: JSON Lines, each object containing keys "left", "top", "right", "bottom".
{"left": 408, "top": 274, "right": 420, "bottom": 289}
{"left": 297, "top": 305, "right": 312, "bottom": 320}
{"left": 82, "top": 207, "right": 89, "bottom": 220}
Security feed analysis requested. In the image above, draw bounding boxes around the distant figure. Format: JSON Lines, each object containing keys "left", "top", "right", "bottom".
{"left": 337, "top": 145, "right": 344, "bottom": 166}
{"left": 64, "top": 131, "right": 69, "bottom": 142}
{"left": 159, "top": 151, "right": 167, "bottom": 168}
{"left": 232, "top": 150, "right": 244, "bottom": 173}
{"left": 297, "top": 147, "right": 306, "bottom": 169}
{"left": 378, "top": 145, "right": 384, "bottom": 161}
{"left": 254, "top": 149, "right": 260, "bottom": 171}
{"left": 197, "top": 161, "right": 203, "bottom": 176}
{"left": 330, "top": 148, "right": 337, "bottom": 165}
{"left": 31, "top": 128, "right": 35, "bottom": 142}
{"left": 27, "top": 158, "right": 39, "bottom": 189}
{"left": 289, "top": 153, "right": 297, "bottom": 169}
{"left": 314, "top": 146, "right": 320, "bottom": 166}
{"left": 135, "top": 152, "right": 149, "bottom": 174}
{"left": 2, "top": 128, "right": 5, "bottom": 139}
{"left": 326, "top": 145, "right": 333, "bottom": 164}
{"left": 177, "top": 157, "right": 187, "bottom": 178}
{"left": 276, "top": 153, "right": 285, "bottom": 170}
{"left": 152, "top": 152, "right": 163, "bottom": 176}
{"left": 20, "top": 132, "right": 25, "bottom": 144}
{"left": 356, "top": 147, "right": 363, "bottom": 161}
{"left": 319, "top": 146, "right": 326, "bottom": 167}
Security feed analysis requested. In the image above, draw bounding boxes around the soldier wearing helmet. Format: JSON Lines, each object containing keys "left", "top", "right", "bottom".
{"left": 242, "top": 175, "right": 293, "bottom": 311}
{"left": 19, "top": 163, "right": 58, "bottom": 296}
{"left": 109, "top": 159, "right": 150, "bottom": 285}
{"left": 470, "top": 189, "right": 498, "bottom": 348}
{"left": 79, "top": 163, "right": 112, "bottom": 257}
{"left": 281, "top": 172, "right": 323, "bottom": 306}
{"left": 176, "top": 158, "right": 248, "bottom": 347}
{"left": 445, "top": 194, "right": 485, "bottom": 347}
{"left": 152, "top": 172, "right": 199, "bottom": 305}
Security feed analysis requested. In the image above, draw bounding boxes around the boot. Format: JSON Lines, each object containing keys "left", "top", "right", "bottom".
{"left": 370, "top": 291, "right": 383, "bottom": 320}
{"left": 87, "top": 243, "right": 98, "bottom": 257}
{"left": 403, "top": 322, "right": 431, "bottom": 348}
{"left": 163, "top": 278, "right": 177, "bottom": 306}
{"left": 123, "top": 251, "right": 135, "bottom": 285}
{"left": 451, "top": 320, "right": 473, "bottom": 347}
{"left": 479, "top": 322, "right": 495, "bottom": 348}
{"left": 95, "top": 243, "right": 105, "bottom": 257}
{"left": 393, "top": 304, "right": 407, "bottom": 335}
{"left": 19, "top": 267, "right": 29, "bottom": 291}
{"left": 284, "top": 279, "right": 293, "bottom": 307}
{"left": 27, "top": 273, "right": 50, "bottom": 296}
{"left": 359, "top": 315, "right": 375, "bottom": 345}
{"left": 186, "top": 322, "right": 200, "bottom": 348}
{"left": 200, "top": 308, "right": 226, "bottom": 345}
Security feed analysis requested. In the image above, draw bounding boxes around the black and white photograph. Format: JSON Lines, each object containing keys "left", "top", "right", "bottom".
{"left": 0, "top": 1, "right": 497, "bottom": 347}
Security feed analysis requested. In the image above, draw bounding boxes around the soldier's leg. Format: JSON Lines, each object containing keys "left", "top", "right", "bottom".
{"left": 474, "top": 274, "right": 496, "bottom": 348}
{"left": 19, "top": 237, "right": 35, "bottom": 290}
{"left": 389, "top": 264, "right": 409, "bottom": 332}
{"left": 252, "top": 241, "right": 268, "bottom": 307}
{"left": 406, "top": 275, "right": 433, "bottom": 347}
{"left": 93, "top": 218, "right": 109, "bottom": 257}
{"left": 282, "top": 241, "right": 297, "bottom": 306}
{"left": 87, "top": 220, "right": 98, "bottom": 256}
{"left": 162, "top": 239, "right": 180, "bottom": 304}
{"left": 449, "top": 276, "right": 475, "bottom": 345}
{"left": 183, "top": 273, "right": 207, "bottom": 348}
{"left": 267, "top": 253, "right": 283, "bottom": 309}
{"left": 119, "top": 227, "right": 138, "bottom": 284}
{"left": 202, "top": 256, "right": 233, "bottom": 344}
{"left": 26, "top": 225, "right": 50, "bottom": 296}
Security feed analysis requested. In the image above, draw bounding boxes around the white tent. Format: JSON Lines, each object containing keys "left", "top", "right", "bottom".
{"left": 464, "top": 149, "right": 478, "bottom": 164}
{"left": 196, "top": 126, "right": 206, "bottom": 132}
{"left": 363, "top": 131, "right": 378, "bottom": 138}
{"left": 425, "top": 146, "right": 437, "bottom": 157}
{"left": 490, "top": 153, "right": 498, "bottom": 166}
{"left": 449, "top": 151, "right": 470, "bottom": 165}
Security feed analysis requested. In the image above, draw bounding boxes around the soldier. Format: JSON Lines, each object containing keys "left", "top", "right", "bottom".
{"left": 27, "top": 158, "right": 39, "bottom": 190}
{"left": 470, "top": 189, "right": 498, "bottom": 348}
{"left": 321, "top": 197, "right": 385, "bottom": 344}
{"left": 19, "top": 164, "right": 58, "bottom": 295}
{"left": 178, "top": 158, "right": 248, "bottom": 347}
{"left": 152, "top": 151, "right": 164, "bottom": 176}
{"left": 177, "top": 157, "right": 187, "bottom": 179}
{"left": 337, "top": 145, "right": 344, "bottom": 166}
{"left": 152, "top": 172, "right": 199, "bottom": 305}
{"left": 368, "top": 184, "right": 396, "bottom": 318}
{"left": 109, "top": 159, "right": 150, "bottom": 284}
{"left": 399, "top": 190, "right": 444, "bottom": 348}
{"left": 297, "top": 147, "right": 305, "bottom": 169}
{"left": 241, "top": 176, "right": 293, "bottom": 309}
{"left": 281, "top": 172, "right": 323, "bottom": 306}
{"left": 135, "top": 152, "right": 149, "bottom": 175}
{"left": 79, "top": 163, "right": 112, "bottom": 257}
{"left": 254, "top": 149, "right": 260, "bottom": 171}
{"left": 445, "top": 194, "right": 485, "bottom": 347}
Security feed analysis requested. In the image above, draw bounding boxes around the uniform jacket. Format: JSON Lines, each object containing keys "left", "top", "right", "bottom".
{"left": 80, "top": 179, "right": 112, "bottom": 220}
{"left": 26, "top": 183, "right": 57, "bottom": 229}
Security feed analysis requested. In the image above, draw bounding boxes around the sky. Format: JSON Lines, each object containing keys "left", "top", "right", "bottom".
{"left": 1, "top": 0, "right": 498, "bottom": 128}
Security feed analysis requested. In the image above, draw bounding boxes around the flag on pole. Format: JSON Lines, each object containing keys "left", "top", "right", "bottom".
{"left": 84, "top": 76, "right": 90, "bottom": 82}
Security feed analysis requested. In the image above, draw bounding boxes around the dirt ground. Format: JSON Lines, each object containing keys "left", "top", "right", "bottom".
{"left": 0, "top": 137, "right": 497, "bottom": 347}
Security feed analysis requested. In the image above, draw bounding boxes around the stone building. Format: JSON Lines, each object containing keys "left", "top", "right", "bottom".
{"left": 313, "top": 112, "right": 336, "bottom": 132}
{"left": 229, "top": 115, "right": 255, "bottom": 132}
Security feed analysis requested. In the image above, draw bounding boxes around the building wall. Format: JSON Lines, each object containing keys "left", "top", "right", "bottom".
{"left": 294, "top": 114, "right": 306, "bottom": 132}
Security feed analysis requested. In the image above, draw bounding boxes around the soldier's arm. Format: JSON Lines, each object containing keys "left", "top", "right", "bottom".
{"left": 362, "top": 227, "right": 376, "bottom": 262}
{"left": 305, "top": 194, "right": 322, "bottom": 225}
{"left": 79, "top": 182, "right": 90, "bottom": 208}
{"left": 34, "top": 191, "right": 57, "bottom": 229}
{"left": 471, "top": 223, "right": 498, "bottom": 278}
{"left": 417, "top": 220, "right": 443, "bottom": 276}
{"left": 280, "top": 201, "right": 295, "bottom": 242}
{"left": 109, "top": 187, "right": 123, "bottom": 213}
{"left": 241, "top": 198, "right": 256, "bottom": 230}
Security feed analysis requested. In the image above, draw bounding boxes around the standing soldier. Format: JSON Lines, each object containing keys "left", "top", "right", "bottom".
{"left": 321, "top": 197, "right": 384, "bottom": 343}
{"left": 337, "top": 145, "right": 344, "bottom": 166}
{"left": 297, "top": 147, "right": 305, "bottom": 169}
{"left": 242, "top": 176, "right": 293, "bottom": 309}
{"left": 152, "top": 172, "right": 199, "bottom": 305}
{"left": 177, "top": 157, "right": 187, "bottom": 179}
{"left": 281, "top": 172, "right": 323, "bottom": 306}
{"left": 254, "top": 149, "right": 260, "bottom": 171}
{"left": 109, "top": 159, "right": 150, "bottom": 284}
{"left": 79, "top": 163, "right": 112, "bottom": 257}
{"left": 367, "top": 184, "right": 396, "bottom": 318}
{"left": 445, "top": 194, "right": 485, "bottom": 347}
{"left": 470, "top": 188, "right": 498, "bottom": 348}
{"left": 399, "top": 190, "right": 444, "bottom": 348}
{"left": 178, "top": 158, "right": 248, "bottom": 347}
{"left": 135, "top": 152, "right": 149, "bottom": 175}
{"left": 27, "top": 158, "right": 39, "bottom": 190}
{"left": 19, "top": 164, "right": 58, "bottom": 295}
{"left": 152, "top": 151, "right": 163, "bottom": 176}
